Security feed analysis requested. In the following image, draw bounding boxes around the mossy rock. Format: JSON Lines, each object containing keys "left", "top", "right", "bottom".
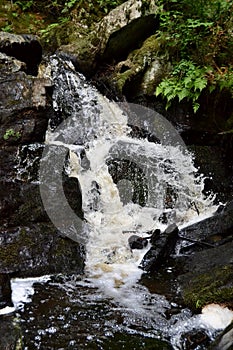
{"left": 183, "top": 265, "right": 233, "bottom": 310}
{"left": 0, "top": 224, "right": 84, "bottom": 276}
{"left": 107, "top": 34, "right": 169, "bottom": 96}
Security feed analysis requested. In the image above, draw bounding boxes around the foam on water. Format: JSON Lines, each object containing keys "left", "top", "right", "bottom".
{"left": 2, "top": 56, "right": 221, "bottom": 346}
{"left": 42, "top": 56, "right": 217, "bottom": 316}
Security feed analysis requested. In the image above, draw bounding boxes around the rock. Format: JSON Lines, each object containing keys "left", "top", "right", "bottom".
{"left": 208, "top": 322, "right": 233, "bottom": 350}
{"left": 178, "top": 242, "right": 233, "bottom": 310}
{"left": 180, "top": 330, "right": 211, "bottom": 350}
{"left": 188, "top": 145, "right": 233, "bottom": 202}
{"left": 0, "top": 51, "right": 26, "bottom": 73}
{"left": 128, "top": 235, "right": 148, "bottom": 249}
{"left": 140, "top": 224, "right": 179, "bottom": 272}
{"left": 0, "top": 71, "right": 52, "bottom": 126}
{"left": 59, "top": 0, "right": 159, "bottom": 75}
{"left": 0, "top": 315, "right": 22, "bottom": 350}
{"left": 179, "top": 200, "right": 233, "bottom": 246}
{"left": 109, "top": 34, "right": 167, "bottom": 96}
{"left": 0, "top": 225, "right": 85, "bottom": 277}
{"left": 0, "top": 274, "right": 13, "bottom": 308}
{"left": 97, "top": 0, "right": 158, "bottom": 61}
{"left": 0, "top": 31, "right": 42, "bottom": 75}
{"left": 0, "top": 45, "right": 85, "bottom": 300}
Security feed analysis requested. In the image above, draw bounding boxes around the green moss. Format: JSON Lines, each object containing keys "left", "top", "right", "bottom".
{"left": 112, "top": 34, "right": 165, "bottom": 94}
{"left": 183, "top": 265, "right": 233, "bottom": 310}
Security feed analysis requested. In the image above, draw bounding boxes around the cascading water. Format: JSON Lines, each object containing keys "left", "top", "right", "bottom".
{"left": 35, "top": 55, "right": 219, "bottom": 347}
{"left": 9, "top": 55, "right": 227, "bottom": 349}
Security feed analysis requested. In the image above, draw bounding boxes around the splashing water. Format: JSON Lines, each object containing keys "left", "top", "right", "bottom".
{"left": 38, "top": 55, "right": 218, "bottom": 346}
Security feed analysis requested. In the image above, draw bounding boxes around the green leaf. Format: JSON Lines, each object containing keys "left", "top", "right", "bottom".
{"left": 155, "top": 85, "right": 163, "bottom": 96}
{"left": 193, "top": 78, "right": 207, "bottom": 91}
{"left": 177, "top": 89, "right": 189, "bottom": 101}
{"left": 193, "top": 102, "right": 200, "bottom": 113}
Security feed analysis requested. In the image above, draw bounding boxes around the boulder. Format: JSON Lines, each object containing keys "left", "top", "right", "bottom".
{"left": 177, "top": 241, "right": 233, "bottom": 310}
{"left": 59, "top": 0, "right": 159, "bottom": 75}
{"left": 179, "top": 200, "right": 233, "bottom": 245}
{"left": 0, "top": 225, "right": 85, "bottom": 277}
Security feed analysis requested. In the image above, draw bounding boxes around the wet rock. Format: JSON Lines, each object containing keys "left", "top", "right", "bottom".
{"left": 0, "top": 49, "right": 84, "bottom": 291}
{"left": 0, "top": 71, "right": 52, "bottom": 127}
{"left": 0, "top": 225, "right": 85, "bottom": 277}
{"left": 179, "top": 200, "right": 233, "bottom": 245}
{"left": 0, "top": 315, "right": 22, "bottom": 350}
{"left": 128, "top": 235, "right": 148, "bottom": 249}
{"left": 208, "top": 322, "right": 233, "bottom": 350}
{"left": 188, "top": 145, "right": 233, "bottom": 202}
{"left": 140, "top": 224, "right": 179, "bottom": 272}
{"left": 0, "top": 274, "right": 13, "bottom": 308}
{"left": 0, "top": 31, "right": 42, "bottom": 75}
{"left": 0, "top": 51, "right": 26, "bottom": 74}
{"left": 178, "top": 242, "right": 233, "bottom": 310}
{"left": 180, "top": 330, "right": 211, "bottom": 350}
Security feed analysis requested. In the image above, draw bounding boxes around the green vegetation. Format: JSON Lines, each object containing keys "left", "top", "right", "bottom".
{"left": 183, "top": 265, "right": 233, "bottom": 310}
{"left": 0, "top": 1, "right": 127, "bottom": 36}
{"left": 155, "top": 0, "right": 233, "bottom": 111}
{"left": 3, "top": 128, "right": 21, "bottom": 141}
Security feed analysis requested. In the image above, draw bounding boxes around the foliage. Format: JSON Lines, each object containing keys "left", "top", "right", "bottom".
{"left": 0, "top": 0, "right": 127, "bottom": 35}
{"left": 155, "top": 0, "right": 233, "bottom": 111}
{"left": 3, "top": 129, "right": 21, "bottom": 141}
{"left": 156, "top": 60, "right": 208, "bottom": 112}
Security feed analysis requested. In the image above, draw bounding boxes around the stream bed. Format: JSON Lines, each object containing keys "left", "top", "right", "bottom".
{"left": 1, "top": 55, "right": 232, "bottom": 350}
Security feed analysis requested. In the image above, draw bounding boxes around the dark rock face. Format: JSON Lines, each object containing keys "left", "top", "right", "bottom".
{"left": 140, "top": 224, "right": 179, "bottom": 272}
{"left": 0, "top": 33, "right": 85, "bottom": 310}
{"left": 0, "top": 274, "right": 13, "bottom": 308}
{"left": 208, "top": 322, "right": 233, "bottom": 350}
{"left": 0, "top": 31, "right": 42, "bottom": 75}
{"left": 179, "top": 200, "right": 233, "bottom": 243}
{"left": 0, "top": 315, "right": 22, "bottom": 350}
{"left": 175, "top": 201, "right": 233, "bottom": 310}
{"left": 128, "top": 235, "right": 148, "bottom": 249}
{"left": 0, "top": 225, "right": 85, "bottom": 277}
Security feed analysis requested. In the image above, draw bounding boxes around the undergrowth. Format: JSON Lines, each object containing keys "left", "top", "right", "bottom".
{"left": 155, "top": 0, "right": 233, "bottom": 112}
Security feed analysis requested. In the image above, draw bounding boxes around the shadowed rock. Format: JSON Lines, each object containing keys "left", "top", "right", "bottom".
{"left": 140, "top": 223, "right": 179, "bottom": 272}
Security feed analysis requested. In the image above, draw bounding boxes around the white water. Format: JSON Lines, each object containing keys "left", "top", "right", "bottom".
{"left": 2, "top": 56, "right": 223, "bottom": 348}
{"left": 44, "top": 56, "right": 216, "bottom": 315}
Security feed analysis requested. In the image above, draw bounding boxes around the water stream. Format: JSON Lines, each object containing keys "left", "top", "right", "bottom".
{"left": 8, "top": 56, "right": 228, "bottom": 349}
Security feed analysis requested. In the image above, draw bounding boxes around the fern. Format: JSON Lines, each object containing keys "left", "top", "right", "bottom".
{"left": 155, "top": 60, "right": 208, "bottom": 111}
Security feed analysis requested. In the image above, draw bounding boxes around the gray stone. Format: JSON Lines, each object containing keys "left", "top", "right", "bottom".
{"left": 59, "top": 0, "right": 159, "bottom": 75}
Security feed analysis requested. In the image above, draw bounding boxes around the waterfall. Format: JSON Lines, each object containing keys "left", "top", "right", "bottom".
{"left": 39, "top": 55, "right": 216, "bottom": 316}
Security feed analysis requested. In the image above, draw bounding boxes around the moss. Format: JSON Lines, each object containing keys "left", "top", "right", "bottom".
{"left": 183, "top": 265, "right": 233, "bottom": 310}
{"left": 112, "top": 34, "right": 166, "bottom": 94}
{"left": 0, "top": 228, "right": 34, "bottom": 268}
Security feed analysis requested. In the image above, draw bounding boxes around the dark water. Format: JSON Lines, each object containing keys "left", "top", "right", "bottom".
{"left": 14, "top": 271, "right": 216, "bottom": 350}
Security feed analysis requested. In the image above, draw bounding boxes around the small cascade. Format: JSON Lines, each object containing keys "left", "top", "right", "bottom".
{"left": 37, "top": 55, "right": 218, "bottom": 346}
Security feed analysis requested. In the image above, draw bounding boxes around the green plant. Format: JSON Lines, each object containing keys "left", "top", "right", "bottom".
{"left": 3, "top": 128, "right": 21, "bottom": 141}
{"left": 155, "top": 0, "right": 233, "bottom": 111}
{"left": 15, "top": 0, "right": 34, "bottom": 11}
{"left": 156, "top": 60, "right": 208, "bottom": 112}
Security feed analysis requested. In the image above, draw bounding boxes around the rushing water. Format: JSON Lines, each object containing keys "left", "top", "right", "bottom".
{"left": 6, "top": 55, "right": 229, "bottom": 349}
